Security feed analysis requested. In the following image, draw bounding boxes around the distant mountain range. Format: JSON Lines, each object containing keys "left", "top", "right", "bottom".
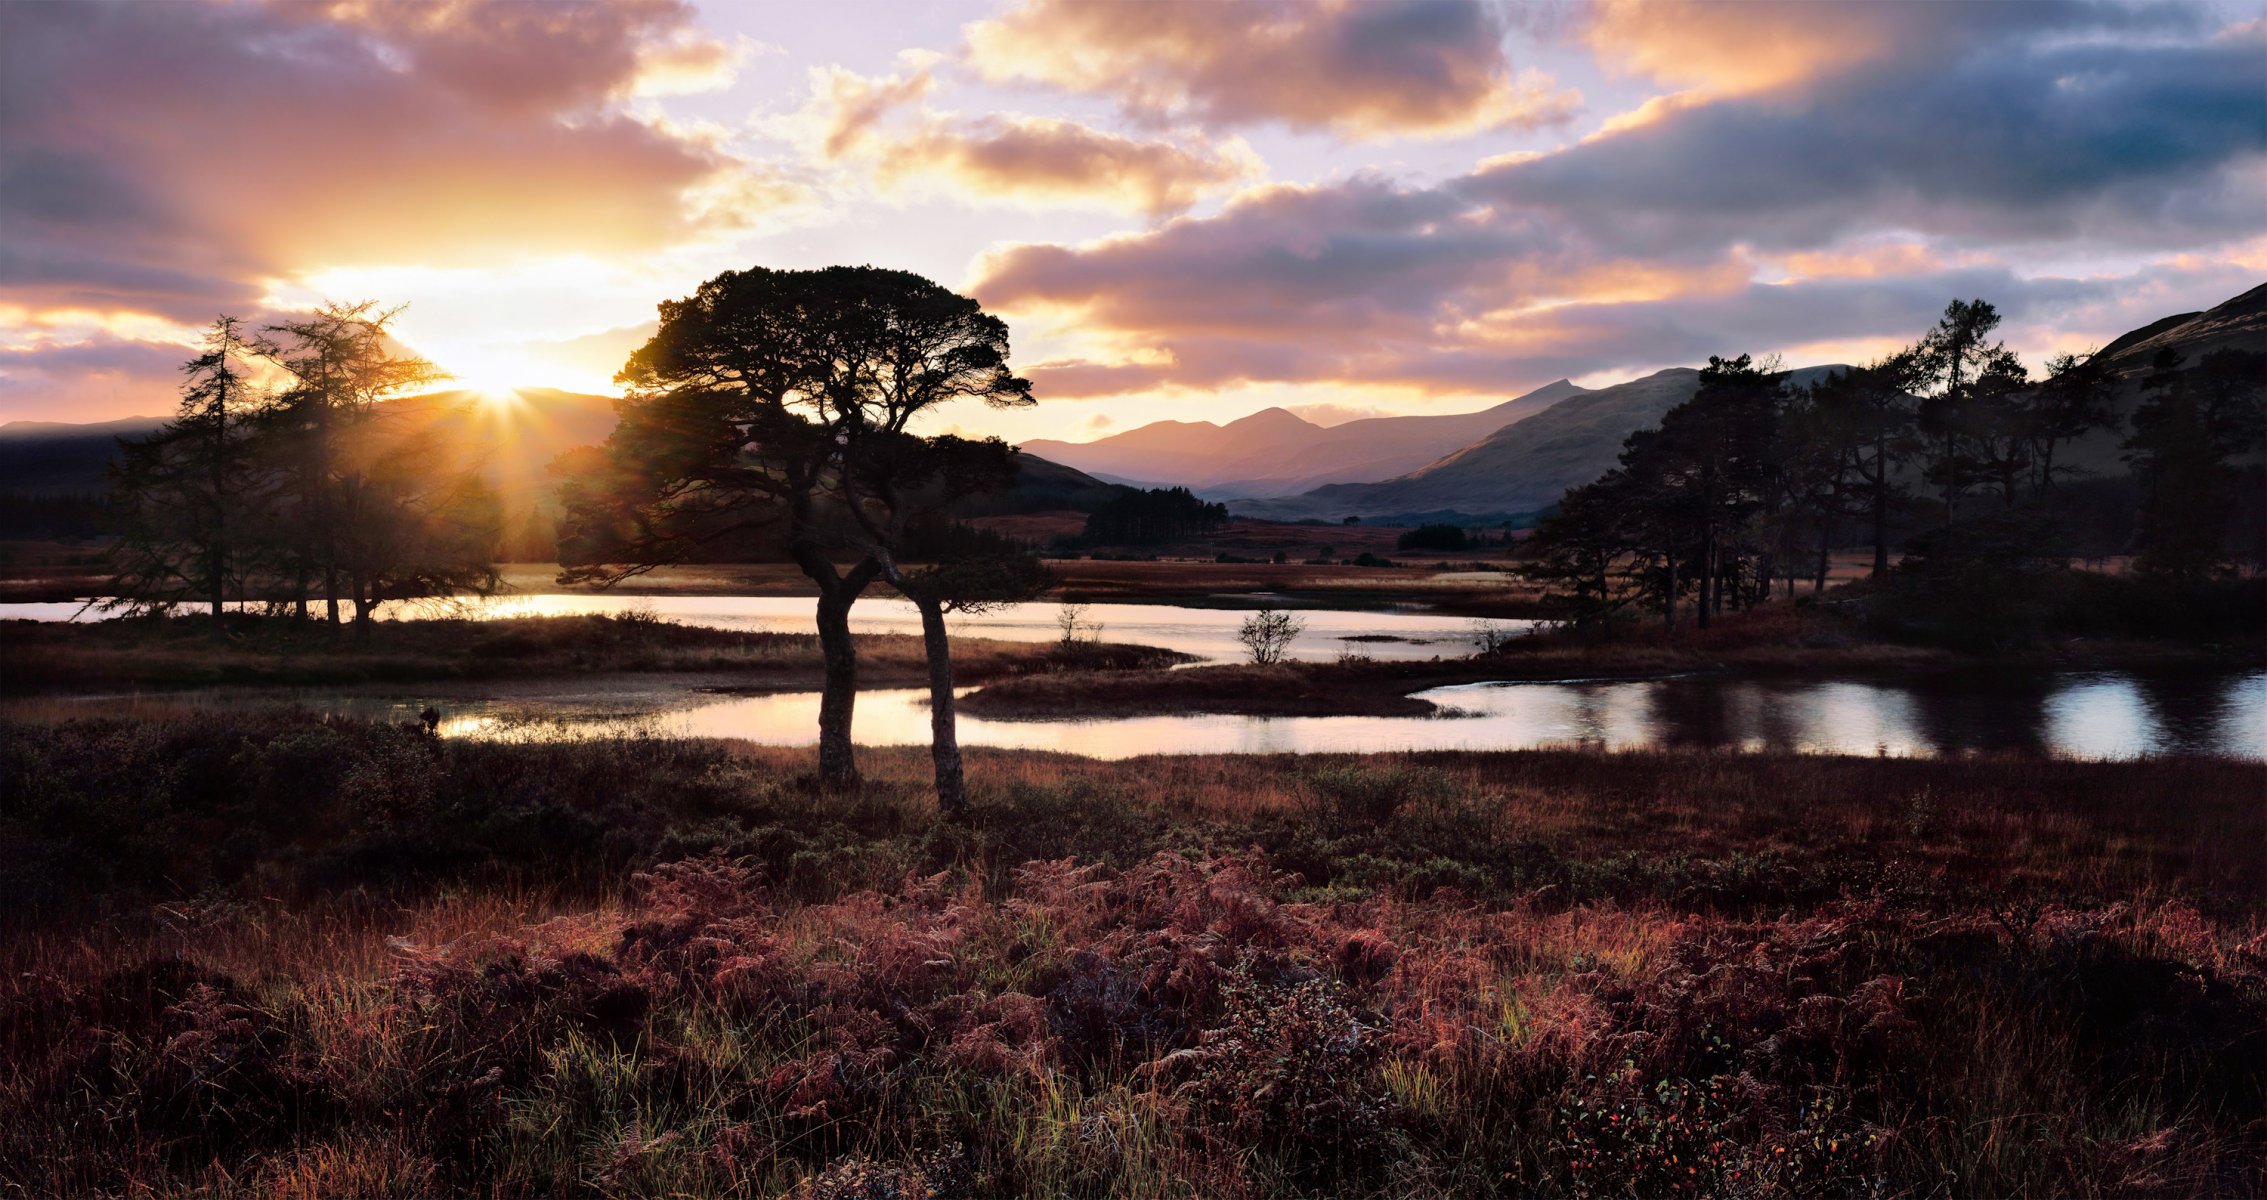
{"left": 1019, "top": 379, "right": 1587, "bottom": 498}
{"left": 1065, "top": 282, "right": 2267, "bottom": 524}
{"left": 1233, "top": 365, "right": 1849, "bottom": 524}
{"left": 8, "top": 284, "right": 2260, "bottom": 534}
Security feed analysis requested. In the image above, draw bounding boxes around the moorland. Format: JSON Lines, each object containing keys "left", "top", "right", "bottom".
{"left": 4, "top": 714, "right": 2263, "bottom": 1198}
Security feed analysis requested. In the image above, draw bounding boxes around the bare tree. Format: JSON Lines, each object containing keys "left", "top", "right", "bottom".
{"left": 1237, "top": 606, "right": 1304, "bottom": 665}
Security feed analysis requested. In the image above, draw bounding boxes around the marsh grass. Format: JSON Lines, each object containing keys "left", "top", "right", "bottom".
{"left": 0, "top": 613, "right": 1191, "bottom": 692}
{"left": 2, "top": 712, "right": 2261, "bottom": 1196}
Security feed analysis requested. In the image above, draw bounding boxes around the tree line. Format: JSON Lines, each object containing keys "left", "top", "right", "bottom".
{"left": 1525, "top": 298, "right": 2266, "bottom": 639}
{"left": 107, "top": 304, "right": 500, "bottom": 637}
{"left": 1080, "top": 486, "right": 1228, "bottom": 545}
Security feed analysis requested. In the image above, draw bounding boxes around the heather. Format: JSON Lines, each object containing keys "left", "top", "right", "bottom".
{"left": 2, "top": 713, "right": 2262, "bottom": 1197}
{"left": 0, "top": 612, "right": 1190, "bottom": 693}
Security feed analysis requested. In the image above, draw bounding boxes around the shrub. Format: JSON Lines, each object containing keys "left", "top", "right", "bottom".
{"left": 1164, "top": 966, "right": 1399, "bottom": 1182}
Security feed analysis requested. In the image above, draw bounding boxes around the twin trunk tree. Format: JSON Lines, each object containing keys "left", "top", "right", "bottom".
{"left": 557, "top": 265, "right": 1039, "bottom": 809}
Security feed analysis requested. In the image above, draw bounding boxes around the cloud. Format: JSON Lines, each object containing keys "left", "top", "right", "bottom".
{"left": 0, "top": 0, "right": 782, "bottom": 325}
{"left": 1577, "top": 0, "right": 2189, "bottom": 97}
{"left": 973, "top": 5, "right": 2265, "bottom": 399}
{"left": 803, "top": 65, "right": 1258, "bottom": 217}
{"left": 0, "top": 334, "right": 196, "bottom": 422}
{"left": 1025, "top": 358, "right": 1181, "bottom": 400}
{"left": 1473, "top": 25, "right": 2267, "bottom": 255}
{"left": 964, "top": 0, "right": 1577, "bottom": 140}
{"left": 1286, "top": 402, "right": 1395, "bottom": 427}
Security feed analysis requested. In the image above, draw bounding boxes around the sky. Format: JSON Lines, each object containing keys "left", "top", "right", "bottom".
{"left": 1, "top": 0, "right": 2262, "bottom": 443}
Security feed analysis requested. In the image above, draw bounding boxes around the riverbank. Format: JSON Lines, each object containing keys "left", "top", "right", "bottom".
{"left": 963, "top": 603, "right": 2260, "bottom": 720}
{"left": 3, "top": 712, "right": 2261, "bottom": 1197}
{"left": 0, "top": 612, "right": 1192, "bottom": 693}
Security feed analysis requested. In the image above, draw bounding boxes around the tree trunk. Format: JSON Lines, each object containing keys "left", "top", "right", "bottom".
{"left": 208, "top": 548, "right": 225, "bottom": 640}
{"left": 914, "top": 597, "right": 966, "bottom": 818}
{"left": 1695, "top": 532, "right": 1714, "bottom": 630}
{"left": 1871, "top": 440, "right": 1890, "bottom": 577}
{"left": 1662, "top": 551, "right": 1678, "bottom": 634}
{"left": 1815, "top": 518, "right": 1833, "bottom": 593}
{"left": 813, "top": 589, "right": 861, "bottom": 787}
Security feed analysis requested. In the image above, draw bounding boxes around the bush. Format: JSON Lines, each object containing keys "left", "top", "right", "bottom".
{"left": 1167, "top": 967, "right": 1398, "bottom": 1182}
{"left": 1395, "top": 523, "right": 1469, "bottom": 552}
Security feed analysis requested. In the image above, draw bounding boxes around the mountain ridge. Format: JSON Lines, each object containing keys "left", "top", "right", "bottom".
{"left": 1020, "top": 379, "right": 1589, "bottom": 497}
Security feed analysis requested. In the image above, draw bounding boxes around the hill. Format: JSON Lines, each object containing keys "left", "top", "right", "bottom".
{"left": 2096, "top": 281, "right": 2267, "bottom": 369}
{"left": 1237, "top": 366, "right": 1844, "bottom": 523}
{"left": 1235, "top": 282, "right": 2267, "bottom": 525}
{"left": 0, "top": 389, "right": 1126, "bottom": 551}
{"left": 0, "top": 416, "right": 168, "bottom": 496}
{"left": 1020, "top": 379, "right": 1586, "bottom": 497}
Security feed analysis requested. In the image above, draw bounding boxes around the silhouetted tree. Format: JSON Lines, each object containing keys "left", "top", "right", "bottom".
{"left": 2028, "top": 351, "right": 2118, "bottom": 493}
{"left": 843, "top": 432, "right": 1047, "bottom": 815}
{"left": 2123, "top": 348, "right": 2267, "bottom": 586}
{"left": 557, "top": 266, "right": 1032, "bottom": 792}
{"left": 1913, "top": 299, "right": 2014, "bottom": 525}
{"left": 254, "top": 301, "right": 452, "bottom": 627}
{"left": 105, "top": 317, "right": 263, "bottom": 630}
{"left": 1083, "top": 487, "right": 1227, "bottom": 544}
{"left": 1237, "top": 606, "right": 1303, "bottom": 664}
{"left": 1395, "top": 523, "right": 1469, "bottom": 552}
{"left": 1522, "top": 474, "right": 1647, "bottom": 627}
{"left": 1632, "top": 355, "right": 1786, "bottom": 627}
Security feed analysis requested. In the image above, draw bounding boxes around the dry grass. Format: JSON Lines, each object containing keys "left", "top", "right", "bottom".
{"left": 2, "top": 713, "right": 2261, "bottom": 1197}
{"left": 0, "top": 613, "right": 1190, "bottom": 693}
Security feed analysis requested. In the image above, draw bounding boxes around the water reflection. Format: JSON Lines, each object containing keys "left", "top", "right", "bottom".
{"left": 280, "top": 670, "right": 2263, "bottom": 760}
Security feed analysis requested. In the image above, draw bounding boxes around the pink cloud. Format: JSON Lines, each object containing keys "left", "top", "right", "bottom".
{"left": 964, "top": 0, "right": 1576, "bottom": 140}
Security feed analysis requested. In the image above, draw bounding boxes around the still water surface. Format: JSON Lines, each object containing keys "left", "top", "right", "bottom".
{"left": 8, "top": 598, "right": 2260, "bottom": 759}
{"left": 0, "top": 595, "right": 1507, "bottom": 665}
{"left": 134, "top": 669, "right": 2261, "bottom": 761}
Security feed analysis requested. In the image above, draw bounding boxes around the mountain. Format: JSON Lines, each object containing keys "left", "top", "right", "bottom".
{"left": 1235, "top": 283, "right": 2267, "bottom": 525}
{"left": 2042, "top": 282, "right": 2267, "bottom": 478}
{"left": 1020, "top": 379, "right": 1588, "bottom": 497}
{"left": 1233, "top": 366, "right": 1847, "bottom": 524}
{"left": 0, "top": 417, "right": 168, "bottom": 496}
{"left": 2094, "top": 281, "right": 2267, "bottom": 370}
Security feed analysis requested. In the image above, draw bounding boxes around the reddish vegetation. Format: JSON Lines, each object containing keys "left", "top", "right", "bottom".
{"left": 1, "top": 715, "right": 2261, "bottom": 1196}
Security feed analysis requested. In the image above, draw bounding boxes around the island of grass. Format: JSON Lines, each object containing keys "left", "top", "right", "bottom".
{"left": 962, "top": 596, "right": 2265, "bottom": 720}
{"left": 0, "top": 611, "right": 1192, "bottom": 693}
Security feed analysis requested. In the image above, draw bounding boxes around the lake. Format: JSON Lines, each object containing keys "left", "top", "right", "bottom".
{"left": 0, "top": 594, "right": 1514, "bottom": 665}
{"left": 8, "top": 597, "right": 2260, "bottom": 760}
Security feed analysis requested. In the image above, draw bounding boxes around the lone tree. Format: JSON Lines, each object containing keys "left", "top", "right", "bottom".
{"left": 1237, "top": 606, "right": 1304, "bottom": 665}
{"left": 557, "top": 266, "right": 1034, "bottom": 790}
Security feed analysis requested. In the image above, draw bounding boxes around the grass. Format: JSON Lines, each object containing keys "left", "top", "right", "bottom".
{"left": 0, "top": 612, "right": 1192, "bottom": 693}
{"left": 963, "top": 602, "right": 2260, "bottom": 720}
{"left": 2, "top": 709, "right": 2262, "bottom": 1197}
